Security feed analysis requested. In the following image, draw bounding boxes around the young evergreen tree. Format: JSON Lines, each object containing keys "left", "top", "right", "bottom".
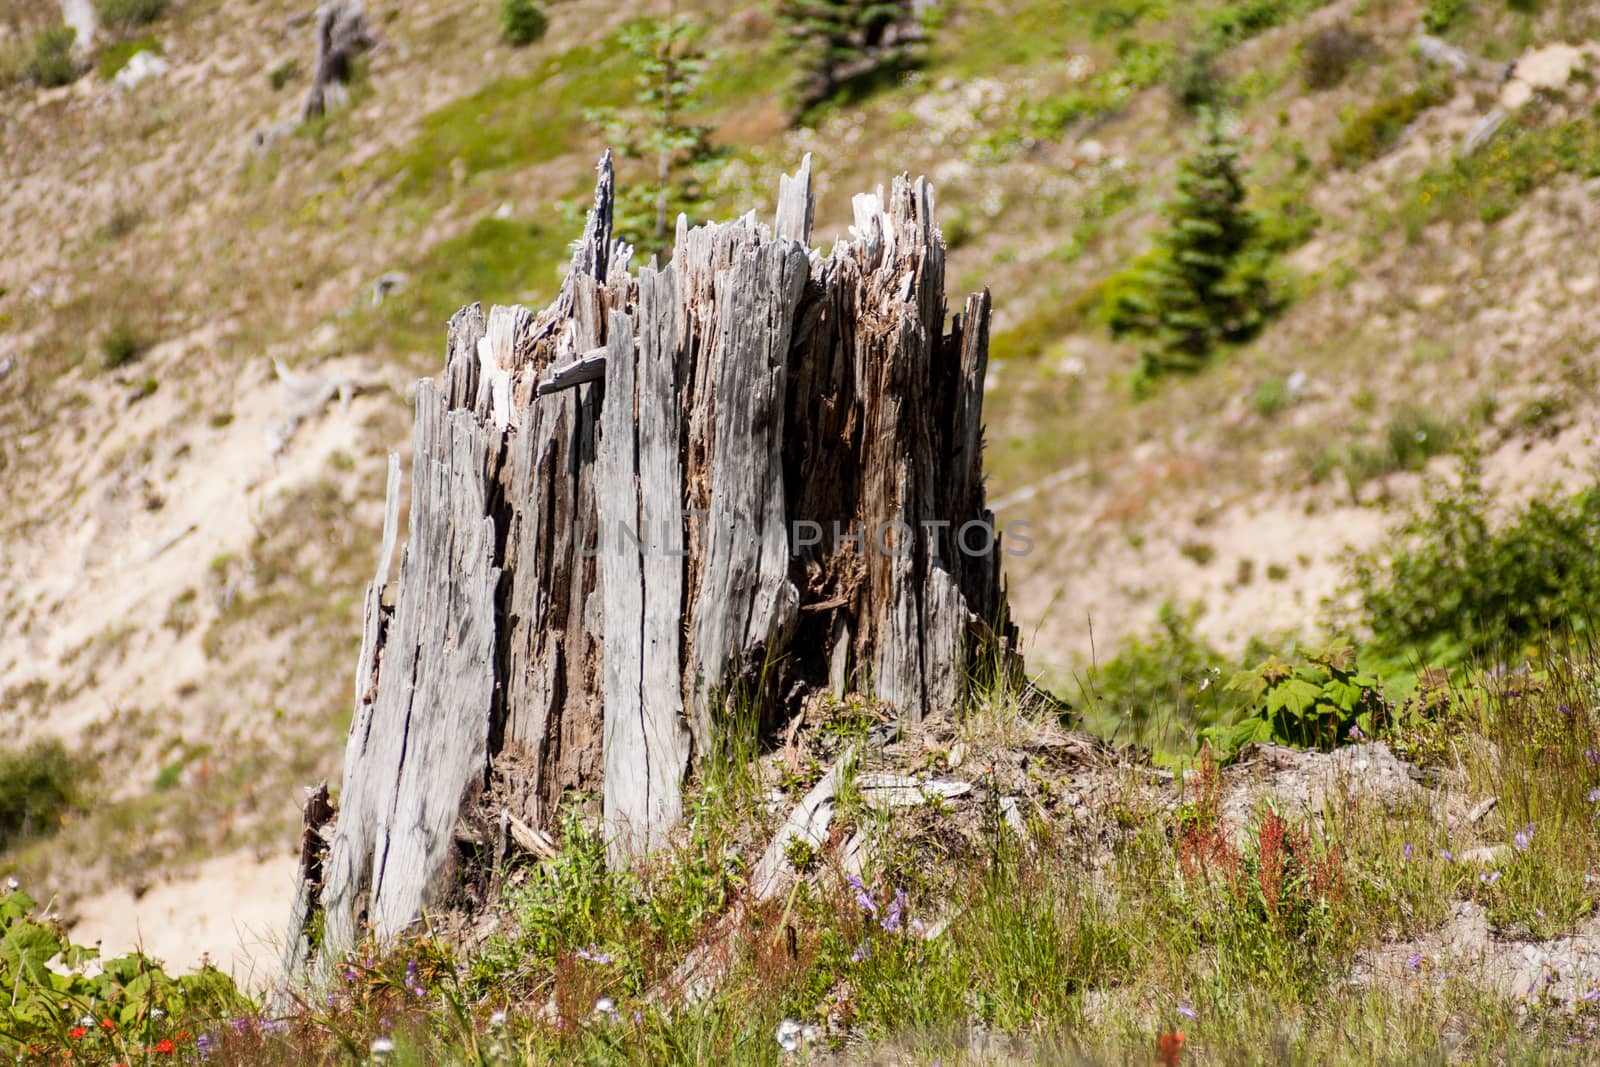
{"left": 587, "top": 14, "right": 718, "bottom": 256}
{"left": 777, "top": 0, "right": 925, "bottom": 118}
{"left": 1108, "top": 111, "right": 1271, "bottom": 385}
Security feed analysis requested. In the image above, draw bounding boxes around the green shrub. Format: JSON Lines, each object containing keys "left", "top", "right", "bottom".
{"left": 100, "top": 317, "right": 147, "bottom": 369}
{"left": 0, "top": 739, "right": 86, "bottom": 851}
{"left": 1169, "top": 47, "right": 1224, "bottom": 112}
{"left": 96, "top": 35, "right": 158, "bottom": 81}
{"left": 1330, "top": 80, "right": 1451, "bottom": 168}
{"left": 1075, "top": 602, "right": 1248, "bottom": 753}
{"left": 1205, "top": 644, "right": 1389, "bottom": 756}
{"left": 1422, "top": 0, "right": 1470, "bottom": 34}
{"left": 499, "top": 0, "right": 549, "bottom": 46}
{"left": 1299, "top": 22, "right": 1370, "bottom": 90}
{"left": 268, "top": 57, "right": 299, "bottom": 91}
{"left": 1351, "top": 461, "right": 1600, "bottom": 666}
{"left": 1252, "top": 376, "right": 1289, "bottom": 416}
{"left": 0, "top": 885, "right": 247, "bottom": 1053}
{"left": 96, "top": 0, "right": 165, "bottom": 31}
{"left": 27, "top": 25, "right": 80, "bottom": 88}
{"left": 1206, "top": 0, "right": 1321, "bottom": 47}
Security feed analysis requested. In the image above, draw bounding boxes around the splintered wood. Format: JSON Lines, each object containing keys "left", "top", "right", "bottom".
{"left": 283, "top": 152, "right": 1021, "bottom": 979}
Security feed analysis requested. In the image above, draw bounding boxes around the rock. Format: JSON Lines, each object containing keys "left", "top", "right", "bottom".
{"left": 1219, "top": 743, "right": 1422, "bottom": 837}
{"left": 370, "top": 271, "right": 408, "bottom": 305}
{"left": 1513, "top": 43, "right": 1585, "bottom": 92}
{"left": 114, "top": 51, "right": 169, "bottom": 93}
{"left": 1460, "top": 844, "right": 1509, "bottom": 866}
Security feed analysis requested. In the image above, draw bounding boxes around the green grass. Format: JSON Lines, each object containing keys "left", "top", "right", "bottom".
{"left": 381, "top": 30, "right": 646, "bottom": 198}
{"left": 18, "top": 646, "right": 1600, "bottom": 1063}
{"left": 1402, "top": 105, "right": 1600, "bottom": 231}
{"left": 345, "top": 215, "right": 572, "bottom": 362}
{"left": 1330, "top": 79, "right": 1453, "bottom": 169}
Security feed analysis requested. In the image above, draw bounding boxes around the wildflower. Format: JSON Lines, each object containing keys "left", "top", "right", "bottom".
{"left": 575, "top": 945, "right": 614, "bottom": 964}
{"left": 79, "top": 1016, "right": 95, "bottom": 1028}
{"left": 1348, "top": 723, "right": 1365, "bottom": 742}
{"left": 1588, "top": 789, "right": 1600, "bottom": 803}
{"left": 196, "top": 1033, "right": 216, "bottom": 1056}
{"left": 1404, "top": 843, "right": 1413, "bottom": 862}
{"left": 1515, "top": 826, "right": 1533, "bottom": 852}
{"left": 1407, "top": 952, "right": 1424, "bottom": 971}
{"left": 258, "top": 1019, "right": 290, "bottom": 1037}
{"left": 1157, "top": 1030, "right": 1186, "bottom": 1066}
{"left": 152, "top": 1039, "right": 176, "bottom": 1055}
{"left": 1587, "top": 749, "right": 1599, "bottom": 765}
{"left": 881, "top": 888, "right": 908, "bottom": 933}
{"left": 851, "top": 941, "right": 871, "bottom": 962}
{"left": 69, "top": 1027, "right": 88, "bottom": 1040}
{"left": 847, "top": 875, "right": 877, "bottom": 918}
{"left": 1581, "top": 989, "right": 1600, "bottom": 1003}
{"left": 776, "top": 1018, "right": 803, "bottom": 1053}
{"left": 1440, "top": 848, "right": 1455, "bottom": 863}
{"left": 489, "top": 1010, "right": 507, "bottom": 1028}
{"left": 5, "top": 877, "right": 17, "bottom": 891}
{"left": 1177, "top": 1003, "right": 1197, "bottom": 1019}
{"left": 1480, "top": 870, "right": 1501, "bottom": 885}
{"left": 594, "top": 996, "right": 618, "bottom": 1022}
{"left": 371, "top": 1035, "right": 395, "bottom": 1058}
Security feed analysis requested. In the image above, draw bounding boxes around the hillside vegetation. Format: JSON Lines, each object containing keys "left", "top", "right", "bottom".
{"left": 4, "top": 0, "right": 1600, "bottom": 1062}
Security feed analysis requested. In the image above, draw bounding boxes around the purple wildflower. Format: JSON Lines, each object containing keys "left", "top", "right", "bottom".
{"left": 851, "top": 941, "right": 872, "bottom": 962}
{"left": 1407, "top": 952, "right": 1424, "bottom": 971}
{"left": 1480, "top": 870, "right": 1501, "bottom": 885}
{"left": 1586, "top": 749, "right": 1599, "bottom": 765}
{"left": 1177, "top": 1003, "right": 1197, "bottom": 1019}
{"left": 1515, "top": 825, "right": 1533, "bottom": 852}
{"left": 881, "top": 888, "right": 908, "bottom": 933}
{"left": 196, "top": 1033, "right": 216, "bottom": 1060}
{"left": 1348, "top": 723, "right": 1366, "bottom": 741}
{"left": 847, "top": 875, "right": 878, "bottom": 918}
{"left": 1440, "top": 848, "right": 1455, "bottom": 863}
{"left": 576, "top": 946, "right": 614, "bottom": 965}
{"left": 1404, "top": 843, "right": 1413, "bottom": 862}
{"left": 1588, "top": 789, "right": 1600, "bottom": 803}
{"left": 1581, "top": 989, "right": 1600, "bottom": 1003}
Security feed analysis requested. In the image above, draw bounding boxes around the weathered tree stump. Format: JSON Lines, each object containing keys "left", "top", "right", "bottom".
{"left": 301, "top": 0, "right": 373, "bottom": 122}
{"left": 281, "top": 154, "right": 1022, "bottom": 980}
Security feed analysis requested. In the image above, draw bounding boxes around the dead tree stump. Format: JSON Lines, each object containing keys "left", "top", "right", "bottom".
{"left": 301, "top": 0, "right": 372, "bottom": 122}
{"left": 282, "top": 154, "right": 1022, "bottom": 980}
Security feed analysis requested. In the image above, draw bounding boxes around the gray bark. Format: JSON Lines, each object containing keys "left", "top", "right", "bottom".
{"left": 282, "top": 152, "right": 1021, "bottom": 980}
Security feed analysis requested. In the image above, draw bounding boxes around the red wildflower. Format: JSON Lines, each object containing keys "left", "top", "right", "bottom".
{"left": 152, "top": 1039, "right": 176, "bottom": 1054}
{"left": 1157, "top": 1029, "right": 1186, "bottom": 1065}
{"left": 69, "top": 1026, "right": 88, "bottom": 1040}
{"left": 101, "top": 1019, "right": 116, "bottom": 1031}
